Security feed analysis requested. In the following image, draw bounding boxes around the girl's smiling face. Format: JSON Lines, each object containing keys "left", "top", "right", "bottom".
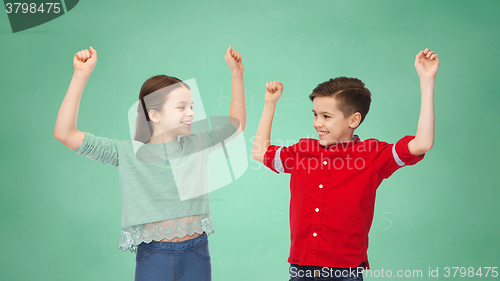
{"left": 151, "top": 86, "right": 194, "bottom": 142}
{"left": 312, "top": 96, "right": 359, "bottom": 147}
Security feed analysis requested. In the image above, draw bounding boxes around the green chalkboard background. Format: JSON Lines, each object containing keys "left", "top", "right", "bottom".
{"left": 1, "top": 0, "right": 499, "bottom": 280}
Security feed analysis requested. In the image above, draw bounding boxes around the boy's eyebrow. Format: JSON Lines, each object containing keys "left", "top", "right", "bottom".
{"left": 312, "top": 109, "right": 333, "bottom": 114}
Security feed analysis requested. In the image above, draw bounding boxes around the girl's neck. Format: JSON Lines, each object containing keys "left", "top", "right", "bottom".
{"left": 149, "top": 133, "right": 179, "bottom": 144}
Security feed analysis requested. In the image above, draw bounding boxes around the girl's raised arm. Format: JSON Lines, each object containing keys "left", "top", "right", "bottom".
{"left": 54, "top": 46, "right": 97, "bottom": 150}
{"left": 224, "top": 46, "right": 246, "bottom": 133}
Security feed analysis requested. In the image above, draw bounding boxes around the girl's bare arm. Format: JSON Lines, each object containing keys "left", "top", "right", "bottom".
{"left": 54, "top": 47, "right": 97, "bottom": 150}
{"left": 224, "top": 46, "right": 246, "bottom": 133}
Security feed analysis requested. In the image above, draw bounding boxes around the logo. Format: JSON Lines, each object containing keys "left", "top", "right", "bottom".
{"left": 128, "top": 78, "right": 248, "bottom": 201}
{"left": 4, "top": 0, "right": 79, "bottom": 33}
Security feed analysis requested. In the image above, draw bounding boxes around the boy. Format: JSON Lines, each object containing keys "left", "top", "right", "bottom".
{"left": 251, "top": 48, "right": 438, "bottom": 280}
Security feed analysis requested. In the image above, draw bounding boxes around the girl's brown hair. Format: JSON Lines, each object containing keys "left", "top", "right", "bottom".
{"left": 134, "top": 75, "right": 190, "bottom": 143}
{"left": 309, "top": 76, "right": 371, "bottom": 128}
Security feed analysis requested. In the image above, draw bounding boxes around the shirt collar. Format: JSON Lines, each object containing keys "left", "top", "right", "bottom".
{"left": 319, "top": 135, "right": 361, "bottom": 150}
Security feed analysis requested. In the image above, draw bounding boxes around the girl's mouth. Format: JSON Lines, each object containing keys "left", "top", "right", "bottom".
{"left": 181, "top": 121, "right": 192, "bottom": 126}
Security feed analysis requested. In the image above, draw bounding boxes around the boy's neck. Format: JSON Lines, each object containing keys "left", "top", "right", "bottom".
{"left": 338, "top": 137, "right": 354, "bottom": 143}
{"left": 324, "top": 134, "right": 357, "bottom": 147}
{"left": 337, "top": 132, "right": 356, "bottom": 143}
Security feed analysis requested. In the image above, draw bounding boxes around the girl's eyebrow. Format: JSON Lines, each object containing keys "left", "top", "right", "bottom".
{"left": 176, "top": 101, "right": 194, "bottom": 105}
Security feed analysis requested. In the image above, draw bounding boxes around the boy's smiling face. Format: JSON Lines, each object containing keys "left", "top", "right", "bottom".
{"left": 312, "top": 96, "right": 359, "bottom": 147}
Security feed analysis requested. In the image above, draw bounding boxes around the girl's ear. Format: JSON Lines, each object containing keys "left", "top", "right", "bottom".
{"left": 149, "top": 110, "right": 159, "bottom": 123}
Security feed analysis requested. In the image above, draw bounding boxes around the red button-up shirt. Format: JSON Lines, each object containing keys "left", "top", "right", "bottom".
{"left": 263, "top": 134, "right": 425, "bottom": 269}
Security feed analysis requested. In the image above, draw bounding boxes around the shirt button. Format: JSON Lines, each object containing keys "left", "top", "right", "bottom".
{"left": 313, "top": 232, "right": 317, "bottom": 237}
{"left": 323, "top": 160, "right": 327, "bottom": 165}
{"left": 315, "top": 208, "right": 319, "bottom": 212}
{"left": 319, "top": 184, "right": 323, "bottom": 188}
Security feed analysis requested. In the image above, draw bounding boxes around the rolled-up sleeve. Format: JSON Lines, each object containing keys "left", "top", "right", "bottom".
{"left": 263, "top": 142, "right": 299, "bottom": 174}
{"left": 73, "top": 132, "right": 119, "bottom": 167}
{"left": 371, "top": 135, "right": 425, "bottom": 179}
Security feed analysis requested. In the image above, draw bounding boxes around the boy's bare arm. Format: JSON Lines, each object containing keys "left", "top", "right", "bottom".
{"left": 224, "top": 46, "right": 246, "bottom": 133}
{"left": 251, "top": 81, "right": 283, "bottom": 163}
{"left": 252, "top": 102, "right": 277, "bottom": 163}
{"left": 408, "top": 48, "right": 439, "bottom": 157}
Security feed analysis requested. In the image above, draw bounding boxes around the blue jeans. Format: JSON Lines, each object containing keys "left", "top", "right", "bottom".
{"left": 135, "top": 232, "right": 211, "bottom": 281}
{"left": 289, "top": 263, "right": 364, "bottom": 281}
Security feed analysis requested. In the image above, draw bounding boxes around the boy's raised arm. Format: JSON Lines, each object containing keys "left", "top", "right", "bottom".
{"left": 224, "top": 46, "right": 246, "bottom": 134}
{"left": 408, "top": 48, "right": 439, "bottom": 157}
{"left": 251, "top": 81, "right": 283, "bottom": 163}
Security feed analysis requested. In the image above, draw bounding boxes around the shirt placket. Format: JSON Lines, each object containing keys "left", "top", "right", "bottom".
{"left": 306, "top": 155, "right": 330, "bottom": 265}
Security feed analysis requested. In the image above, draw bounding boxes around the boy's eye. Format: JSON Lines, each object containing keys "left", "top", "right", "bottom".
{"left": 313, "top": 113, "right": 330, "bottom": 118}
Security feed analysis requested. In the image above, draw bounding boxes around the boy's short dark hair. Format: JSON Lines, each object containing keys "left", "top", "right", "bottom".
{"left": 309, "top": 76, "right": 372, "bottom": 128}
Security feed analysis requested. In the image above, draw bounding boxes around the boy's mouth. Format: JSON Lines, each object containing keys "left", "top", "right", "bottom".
{"left": 318, "top": 131, "right": 329, "bottom": 137}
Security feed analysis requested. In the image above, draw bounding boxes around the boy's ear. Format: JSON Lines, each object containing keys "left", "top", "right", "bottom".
{"left": 349, "top": 112, "right": 361, "bottom": 129}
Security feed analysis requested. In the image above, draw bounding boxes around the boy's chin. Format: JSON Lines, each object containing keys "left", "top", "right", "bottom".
{"left": 318, "top": 139, "right": 329, "bottom": 146}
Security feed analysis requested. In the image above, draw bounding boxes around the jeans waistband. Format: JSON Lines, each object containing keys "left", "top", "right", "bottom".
{"left": 139, "top": 232, "right": 207, "bottom": 251}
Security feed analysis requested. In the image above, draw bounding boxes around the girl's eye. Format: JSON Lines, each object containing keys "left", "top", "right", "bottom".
{"left": 178, "top": 107, "right": 184, "bottom": 109}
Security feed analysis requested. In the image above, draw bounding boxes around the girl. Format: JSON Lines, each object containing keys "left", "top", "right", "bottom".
{"left": 54, "top": 45, "right": 246, "bottom": 280}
